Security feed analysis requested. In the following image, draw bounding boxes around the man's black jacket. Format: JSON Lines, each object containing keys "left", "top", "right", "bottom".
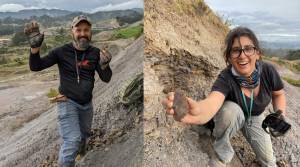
{"left": 29, "top": 43, "right": 112, "bottom": 104}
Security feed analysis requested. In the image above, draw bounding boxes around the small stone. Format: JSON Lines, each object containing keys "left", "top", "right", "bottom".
{"left": 172, "top": 89, "right": 188, "bottom": 121}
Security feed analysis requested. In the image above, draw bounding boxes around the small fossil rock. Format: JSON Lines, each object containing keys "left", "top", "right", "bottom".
{"left": 172, "top": 89, "right": 188, "bottom": 121}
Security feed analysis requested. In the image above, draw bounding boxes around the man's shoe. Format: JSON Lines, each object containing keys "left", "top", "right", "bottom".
{"left": 78, "top": 138, "right": 88, "bottom": 156}
{"left": 58, "top": 162, "right": 75, "bottom": 167}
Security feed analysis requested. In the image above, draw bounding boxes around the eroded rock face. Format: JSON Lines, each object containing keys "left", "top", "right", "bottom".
{"left": 144, "top": 0, "right": 231, "bottom": 167}
{"left": 77, "top": 36, "right": 144, "bottom": 166}
{"left": 144, "top": 0, "right": 300, "bottom": 167}
{"left": 0, "top": 36, "right": 144, "bottom": 167}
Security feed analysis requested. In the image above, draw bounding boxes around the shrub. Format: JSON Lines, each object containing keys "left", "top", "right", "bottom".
{"left": 282, "top": 77, "right": 300, "bottom": 87}
{"left": 0, "top": 56, "right": 10, "bottom": 65}
{"left": 0, "top": 47, "right": 8, "bottom": 54}
{"left": 285, "top": 50, "right": 300, "bottom": 60}
{"left": 47, "top": 88, "right": 59, "bottom": 98}
{"left": 11, "top": 31, "right": 27, "bottom": 46}
{"left": 14, "top": 57, "right": 25, "bottom": 65}
{"left": 113, "top": 25, "right": 143, "bottom": 39}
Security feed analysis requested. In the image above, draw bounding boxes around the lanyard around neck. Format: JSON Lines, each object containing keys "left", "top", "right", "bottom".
{"left": 74, "top": 49, "right": 86, "bottom": 84}
{"left": 241, "top": 89, "right": 254, "bottom": 119}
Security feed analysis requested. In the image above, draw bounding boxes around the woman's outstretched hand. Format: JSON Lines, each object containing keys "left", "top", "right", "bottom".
{"left": 162, "top": 92, "right": 202, "bottom": 124}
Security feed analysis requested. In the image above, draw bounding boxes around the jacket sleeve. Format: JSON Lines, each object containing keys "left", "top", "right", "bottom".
{"left": 29, "top": 49, "right": 58, "bottom": 71}
{"left": 96, "top": 64, "right": 112, "bottom": 83}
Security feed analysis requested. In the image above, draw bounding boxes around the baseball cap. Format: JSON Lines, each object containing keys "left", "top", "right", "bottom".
{"left": 71, "top": 15, "right": 92, "bottom": 28}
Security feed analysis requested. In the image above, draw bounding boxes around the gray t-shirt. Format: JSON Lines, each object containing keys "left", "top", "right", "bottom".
{"left": 211, "top": 61, "right": 284, "bottom": 116}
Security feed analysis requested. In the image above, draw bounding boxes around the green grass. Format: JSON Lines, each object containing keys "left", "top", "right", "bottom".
{"left": 263, "top": 56, "right": 300, "bottom": 73}
{"left": 294, "top": 63, "right": 300, "bottom": 72}
{"left": 92, "top": 29, "right": 103, "bottom": 34}
{"left": 0, "top": 57, "right": 27, "bottom": 68}
{"left": 282, "top": 77, "right": 300, "bottom": 87}
{"left": 46, "top": 88, "right": 59, "bottom": 98}
{"left": 113, "top": 25, "right": 143, "bottom": 39}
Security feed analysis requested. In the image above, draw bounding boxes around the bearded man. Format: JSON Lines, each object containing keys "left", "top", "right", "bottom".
{"left": 24, "top": 15, "right": 112, "bottom": 167}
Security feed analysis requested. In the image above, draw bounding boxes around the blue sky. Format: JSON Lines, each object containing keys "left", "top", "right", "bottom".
{"left": 0, "top": 0, "right": 143, "bottom": 13}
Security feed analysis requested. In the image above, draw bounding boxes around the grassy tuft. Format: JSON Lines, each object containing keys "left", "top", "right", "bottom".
{"left": 282, "top": 77, "right": 300, "bottom": 87}
{"left": 113, "top": 25, "right": 143, "bottom": 39}
{"left": 46, "top": 88, "right": 59, "bottom": 98}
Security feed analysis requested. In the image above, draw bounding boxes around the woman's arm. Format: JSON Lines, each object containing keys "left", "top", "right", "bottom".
{"left": 272, "top": 89, "right": 286, "bottom": 116}
{"left": 163, "top": 91, "right": 225, "bottom": 125}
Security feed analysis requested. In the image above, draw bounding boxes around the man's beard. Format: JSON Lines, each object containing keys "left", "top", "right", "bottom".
{"left": 73, "top": 36, "right": 90, "bottom": 50}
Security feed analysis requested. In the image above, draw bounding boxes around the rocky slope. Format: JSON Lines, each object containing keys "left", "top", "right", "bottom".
{"left": 0, "top": 35, "right": 143, "bottom": 167}
{"left": 144, "top": 0, "right": 300, "bottom": 167}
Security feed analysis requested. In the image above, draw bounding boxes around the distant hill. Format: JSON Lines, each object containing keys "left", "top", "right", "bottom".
{"left": 0, "top": 8, "right": 144, "bottom": 20}
{"left": 0, "top": 8, "right": 143, "bottom": 35}
{"left": 0, "top": 9, "right": 72, "bottom": 19}
{"left": 261, "top": 40, "right": 300, "bottom": 50}
{"left": 88, "top": 10, "right": 143, "bottom": 23}
{"left": 131, "top": 8, "right": 144, "bottom": 14}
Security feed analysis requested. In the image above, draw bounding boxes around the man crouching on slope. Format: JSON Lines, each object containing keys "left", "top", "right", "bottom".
{"left": 24, "top": 15, "right": 112, "bottom": 167}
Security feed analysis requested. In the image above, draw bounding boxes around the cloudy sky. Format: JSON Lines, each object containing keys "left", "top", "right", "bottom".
{"left": 205, "top": 0, "right": 300, "bottom": 44}
{"left": 0, "top": 0, "right": 143, "bottom": 13}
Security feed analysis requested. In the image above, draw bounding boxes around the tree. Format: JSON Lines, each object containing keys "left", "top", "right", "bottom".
{"left": 56, "top": 27, "right": 66, "bottom": 36}
{"left": 116, "top": 13, "right": 143, "bottom": 26}
{"left": 285, "top": 50, "right": 300, "bottom": 60}
{"left": 11, "top": 31, "right": 27, "bottom": 46}
{"left": 0, "top": 25, "right": 15, "bottom": 35}
{"left": 40, "top": 42, "right": 48, "bottom": 53}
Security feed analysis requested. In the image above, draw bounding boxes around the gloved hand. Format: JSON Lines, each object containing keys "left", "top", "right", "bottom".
{"left": 24, "top": 20, "right": 44, "bottom": 48}
{"left": 262, "top": 110, "right": 291, "bottom": 137}
{"left": 99, "top": 48, "right": 112, "bottom": 69}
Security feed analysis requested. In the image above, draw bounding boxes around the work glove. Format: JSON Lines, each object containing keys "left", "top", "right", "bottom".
{"left": 262, "top": 110, "right": 291, "bottom": 137}
{"left": 99, "top": 48, "right": 112, "bottom": 69}
{"left": 24, "top": 20, "right": 44, "bottom": 48}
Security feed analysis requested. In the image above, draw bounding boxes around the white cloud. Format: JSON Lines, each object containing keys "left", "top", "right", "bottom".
{"left": 259, "top": 34, "right": 299, "bottom": 38}
{"left": 91, "top": 0, "right": 143, "bottom": 13}
{"left": 204, "top": 0, "right": 300, "bottom": 21}
{"left": 0, "top": 3, "right": 38, "bottom": 12}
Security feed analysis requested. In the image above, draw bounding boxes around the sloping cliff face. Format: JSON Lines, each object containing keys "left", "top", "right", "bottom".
{"left": 144, "top": 0, "right": 300, "bottom": 167}
{"left": 0, "top": 36, "right": 144, "bottom": 167}
{"left": 78, "top": 36, "right": 144, "bottom": 167}
{"left": 145, "top": 0, "right": 228, "bottom": 97}
{"left": 144, "top": 0, "right": 231, "bottom": 166}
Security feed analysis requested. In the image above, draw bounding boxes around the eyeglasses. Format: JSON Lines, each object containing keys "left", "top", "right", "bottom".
{"left": 230, "top": 46, "right": 256, "bottom": 58}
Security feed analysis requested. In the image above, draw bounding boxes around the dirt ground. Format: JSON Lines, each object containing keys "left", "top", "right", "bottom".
{"left": 0, "top": 34, "right": 142, "bottom": 167}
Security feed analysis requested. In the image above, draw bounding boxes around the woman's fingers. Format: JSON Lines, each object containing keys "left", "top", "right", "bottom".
{"left": 162, "top": 92, "right": 175, "bottom": 115}
{"left": 162, "top": 98, "right": 173, "bottom": 109}
{"left": 167, "top": 92, "right": 174, "bottom": 101}
{"left": 162, "top": 99, "right": 174, "bottom": 115}
{"left": 162, "top": 94, "right": 201, "bottom": 124}
{"left": 167, "top": 108, "right": 174, "bottom": 115}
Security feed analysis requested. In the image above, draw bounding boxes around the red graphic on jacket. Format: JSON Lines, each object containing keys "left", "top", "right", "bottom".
{"left": 77, "top": 60, "right": 91, "bottom": 68}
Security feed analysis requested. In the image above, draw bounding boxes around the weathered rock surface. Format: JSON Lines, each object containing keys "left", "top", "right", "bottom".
{"left": 144, "top": 0, "right": 230, "bottom": 166}
{"left": 0, "top": 35, "right": 144, "bottom": 167}
{"left": 144, "top": 0, "right": 300, "bottom": 167}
